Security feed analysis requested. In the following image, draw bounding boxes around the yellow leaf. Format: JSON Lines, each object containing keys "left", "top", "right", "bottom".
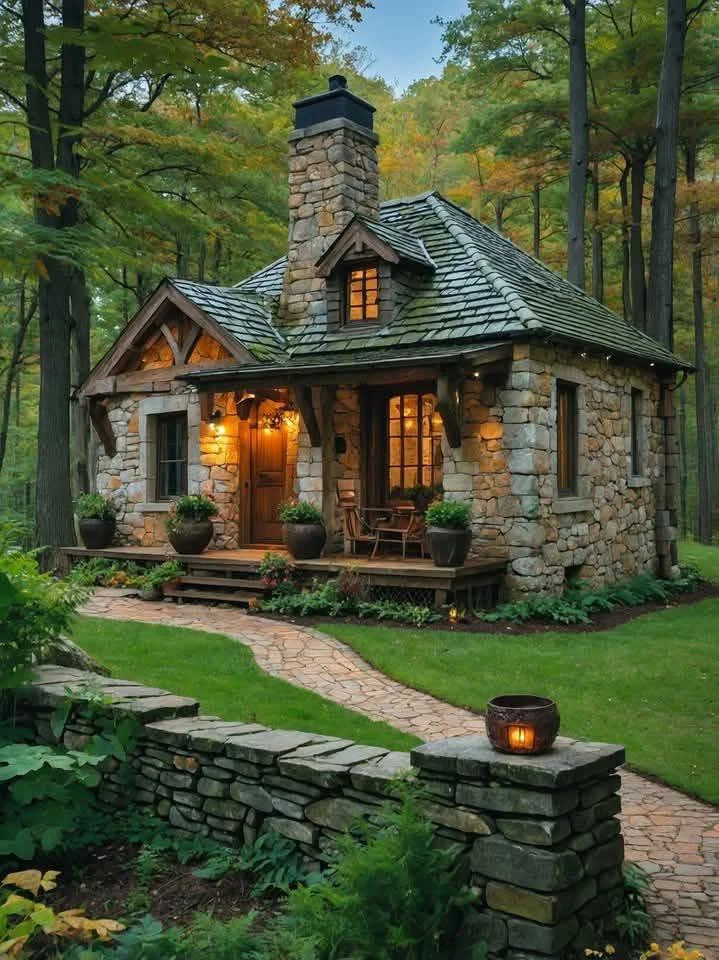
{"left": 2, "top": 871, "right": 42, "bottom": 896}
{"left": 0, "top": 935, "right": 29, "bottom": 957}
{"left": 40, "top": 871, "right": 60, "bottom": 893}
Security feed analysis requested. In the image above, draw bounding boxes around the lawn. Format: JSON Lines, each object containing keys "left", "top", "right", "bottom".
{"left": 321, "top": 541, "right": 719, "bottom": 804}
{"left": 72, "top": 616, "right": 418, "bottom": 753}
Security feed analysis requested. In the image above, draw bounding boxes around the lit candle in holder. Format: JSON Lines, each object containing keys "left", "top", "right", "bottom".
{"left": 487, "top": 695, "right": 560, "bottom": 755}
{"left": 507, "top": 724, "right": 535, "bottom": 752}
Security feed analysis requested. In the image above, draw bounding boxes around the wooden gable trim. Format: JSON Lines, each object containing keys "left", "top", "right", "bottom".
{"left": 315, "top": 220, "right": 400, "bottom": 279}
{"left": 80, "top": 280, "right": 254, "bottom": 398}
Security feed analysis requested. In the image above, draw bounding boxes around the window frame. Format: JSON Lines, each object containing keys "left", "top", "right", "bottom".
{"left": 155, "top": 411, "right": 188, "bottom": 501}
{"left": 630, "top": 388, "right": 643, "bottom": 477}
{"left": 556, "top": 380, "right": 578, "bottom": 497}
{"left": 344, "top": 259, "right": 380, "bottom": 325}
{"left": 386, "top": 390, "right": 443, "bottom": 498}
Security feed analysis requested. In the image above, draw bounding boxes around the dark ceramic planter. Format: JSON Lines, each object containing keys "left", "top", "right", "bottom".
{"left": 168, "top": 519, "right": 213, "bottom": 555}
{"left": 137, "top": 587, "right": 162, "bottom": 602}
{"left": 78, "top": 518, "right": 115, "bottom": 549}
{"left": 486, "top": 694, "right": 560, "bottom": 755}
{"left": 426, "top": 526, "right": 471, "bottom": 567}
{"left": 283, "top": 522, "right": 326, "bottom": 560}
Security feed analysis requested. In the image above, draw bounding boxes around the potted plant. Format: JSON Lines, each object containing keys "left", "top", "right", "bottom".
{"left": 166, "top": 495, "right": 218, "bottom": 555}
{"left": 133, "top": 559, "right": 184, "bottom": 601}
{"left": 75, "top": 493, "right": 116, "bottom": 549}
{"left": 424, "top": 499, "right": 472, "bottom": 567}
{"left": 279, "top": 500, "right": 326, "bottom": 560}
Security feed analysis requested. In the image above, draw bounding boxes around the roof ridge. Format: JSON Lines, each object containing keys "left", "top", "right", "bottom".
{"left": 425, "top": 194, "right": 543, "bottom": 331}
{"left": 233, "top": 255, "right": 287, "bottom": 290}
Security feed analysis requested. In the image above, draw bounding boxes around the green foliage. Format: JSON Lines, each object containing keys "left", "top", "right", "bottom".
{"left": 67, "top": 558, "right": 183, "bottom": 591}
{"left": 0, "top": 546, "right": 89, "bottom": 689}
{"left": 481, "top": 569, "right": 705, "bottom": 625}
{"left": 271, "top": 787, "right": 471, "bottom": 960}
{"left": 258, "top": 552, "right": 295, "bottom": 589}
{"left": 75, "top": 494, "right": 117, "bottom": 521}
{"left": 134, "top": 561, "right": 184, "bottom": 592}
{"left": 167, "top": 496, "right": 218, "bottom": 525}
{"left": 615, "top": 862, "right": 653, "bottom": 946}
{"left": 260, "top": 577, "right": 440, "bottom": 626}
{"left": 194, "top": 831, "right": 313, "bottom": 897}
{"left": 278, "top": 501, "right": 324, "bottom": 525}
{"left": 424, "top": 500, "right": 471, "bottom": 530}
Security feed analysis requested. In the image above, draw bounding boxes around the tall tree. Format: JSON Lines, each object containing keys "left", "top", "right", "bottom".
{"left": 564, "top": 0, "right": 588, "bottom": 288}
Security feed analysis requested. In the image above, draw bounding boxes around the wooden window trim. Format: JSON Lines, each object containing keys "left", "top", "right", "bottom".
{"left": 344, "top": 260, "right": 380, "bottom": 325}
{"left": 386, "top": 389, "right": 442, "bottom": 498}
{"left": 630, "top": 388, "right": 642, "bottom": 477}
{"left": 155, "top": 412, "right": 188, "bottom": 501}
{"left": 556, "top": 380, "right": 578, "bottom": 497}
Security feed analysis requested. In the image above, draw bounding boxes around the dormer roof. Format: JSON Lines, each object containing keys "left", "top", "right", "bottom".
{"left": 314, "top": 214, "right": 436, "bottom": 277}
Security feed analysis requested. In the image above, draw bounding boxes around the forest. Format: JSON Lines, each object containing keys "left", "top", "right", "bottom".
{"left": 0, "top": 0, "right": 717, "bottom": 553}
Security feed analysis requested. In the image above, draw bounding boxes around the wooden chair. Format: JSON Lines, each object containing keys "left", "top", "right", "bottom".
{"left": 337, "top": 481, "right": 378, "bottom": 556}
{"left": 400, "top": 511, "right": 427, "bottom": 559}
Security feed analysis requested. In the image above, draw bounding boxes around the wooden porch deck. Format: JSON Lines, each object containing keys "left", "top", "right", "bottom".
{"left": 62, "top": 545, "right": 507, "bottom": 609}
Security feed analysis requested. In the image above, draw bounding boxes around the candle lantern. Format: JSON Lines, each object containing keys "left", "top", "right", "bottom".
{"left": 486, "top": 695, "right": 560, "bottom": 755}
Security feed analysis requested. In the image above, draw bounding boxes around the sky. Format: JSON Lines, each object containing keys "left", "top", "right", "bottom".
{"left": 337, "top": 0, "right": 469, "bottom": 93}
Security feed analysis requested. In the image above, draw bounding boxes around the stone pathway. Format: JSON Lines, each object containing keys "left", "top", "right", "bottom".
{"left": 81, "top": 592, "right": 719, "bottom": 956}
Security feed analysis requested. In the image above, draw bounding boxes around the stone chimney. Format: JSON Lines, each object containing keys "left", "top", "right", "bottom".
{"left": 282, "top": 75, "right": 379, "bottom": 323}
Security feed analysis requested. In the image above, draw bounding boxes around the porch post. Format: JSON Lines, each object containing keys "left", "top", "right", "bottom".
{"left": 320, "top": 385, "right": 338, "bottom": 550}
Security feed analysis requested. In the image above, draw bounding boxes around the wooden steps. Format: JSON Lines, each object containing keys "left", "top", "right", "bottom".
{"left": 163, "top": 565, "right": 270, "bottom": 607}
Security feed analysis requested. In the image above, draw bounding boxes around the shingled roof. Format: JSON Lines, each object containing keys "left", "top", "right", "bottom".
{"left": 180, "top": 191, "right": 688, "bottom": 371}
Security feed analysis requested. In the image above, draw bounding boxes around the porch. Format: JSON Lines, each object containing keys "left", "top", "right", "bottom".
{"left": 61, "top": 545, "right": 507, "bottom": 610}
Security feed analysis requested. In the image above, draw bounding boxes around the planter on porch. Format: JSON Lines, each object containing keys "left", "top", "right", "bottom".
{"left": 166, "top": 495, "right": 218, "bottom": 555}
{"left": 425, "top": 500, "right": 472, "bottom": 568}
{"left": 279, "top": 501, "right": 326, "bottom": 560}
{"left": 76, "top": 493, "right": 117, "bottom": 549}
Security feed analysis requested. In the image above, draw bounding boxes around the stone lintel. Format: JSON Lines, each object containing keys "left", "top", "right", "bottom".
{"left": 411, "top": 735, "right": 625, "bottom": 789}
{"left": 288, "top": 116, "right": 380, "bottom": 145}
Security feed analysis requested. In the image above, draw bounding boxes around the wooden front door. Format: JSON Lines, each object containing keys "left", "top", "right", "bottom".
{"left": 250, "top": 405, "right": 287, "bottom": 544}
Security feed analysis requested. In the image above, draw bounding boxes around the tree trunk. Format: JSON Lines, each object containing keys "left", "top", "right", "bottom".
{"left": 591, "top": 160, "right": 604, "bottom": 302}
{"left": 685, "top": 142, "right": 712, "bottom": 543}
{"left": 630, "top": 145, "right": 647, "bottom": 330}
{"left": 0, "top": 282, "right": 35, "bottom": 474}
{"left": 198, "top": 241, "right": 207, "bottom": 281}
{"left": 212, "top": 236, "right": 222, "bottom": 283}
{"left": 70, "top": 268, "right": 91, "bottom": 498}
{"left": 533, "top": 183, "right": 541, "bottom": 258}
{"left": 678, "top": 383, "right": 688, "bottom": 538}
{"left": 619, "top": 159, "right": 632, "bottom": 322}
{"left": 647, "top": 0, "right": 687, "bottom": 349}
{"left": 565, "top": 0, "right": 588, "bottom": 289}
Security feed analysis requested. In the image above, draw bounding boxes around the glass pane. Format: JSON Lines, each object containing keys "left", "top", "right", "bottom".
{"left": 350, "top": 306, "right": 364, "bottom": 321}
{"left": 366, "top": 287, "right": 378, "bottom": 304}
{"left": 403, "top": 395, "right": 418, "bottom": 417}
{"left": 389, "top": 418, "right": 400, "bottom": 436}
{"left": 365, "top": 304, "right": 379, "bottom": 319}
{"left": 350, "top": 292, "right": 363, "bottom": 306}
{"left": 404, "top": 466, "right": 418, "bottom": 488}
{"left": 422, "top": 466, "right": 433, "bottom": 485}
{"left": 389, "top": 438, "right": 402, "bottom": 465}
{"left": 389, "top": 468, "right": 401, "bottom": 491}
{"left": 404, "top": 438, "right": 418, "bottom": 465}
{"left": 365, "top": 266, "right": 378, "bottom": 279}
{"left": 403, "top": 414, "right": 418, "bottom": 436}
{"left": 388, "top": 396, "right": 400, "bottom": 417}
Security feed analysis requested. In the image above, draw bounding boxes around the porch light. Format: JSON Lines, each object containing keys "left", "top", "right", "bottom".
{"left": 486, "top": 695, "right": 560, "bottom": 755}
{"left": 209, "top": 410, "right": 224, "bottom": 435}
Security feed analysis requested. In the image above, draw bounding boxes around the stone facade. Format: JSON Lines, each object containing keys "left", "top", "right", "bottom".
{"left": 17, "top": 666, "right": 627, "bottom": 960}
{"left": 283, "top": 118, "right": 380, "bottom": 323}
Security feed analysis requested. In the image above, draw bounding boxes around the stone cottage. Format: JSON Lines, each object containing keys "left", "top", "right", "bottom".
{"left": 79, "top": 75, "right": 689, "bottom": 595}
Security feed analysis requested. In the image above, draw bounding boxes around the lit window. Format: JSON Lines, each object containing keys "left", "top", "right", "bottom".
{"left": 156, "top": 412, "right": 188, "bottom": 500}
{"left": 631, "top": 388, "right": 642, "bottom": 476}
{"left": 557, "top": 381, "right": 578, "bottom": 496}
{"left": 387, "top": 392, "right": 443, "bottom": 496}
{"left": 346, "top": 262, "right": 379, "bottom": 323}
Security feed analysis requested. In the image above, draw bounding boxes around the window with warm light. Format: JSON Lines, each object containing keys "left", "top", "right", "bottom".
{"left": 387, "top": 392, "right": 443, "bottom": 496}
{"left": 556, "top": 380, "right": 578, "bottom": 496}
{"left": 346, "top": 261, "right": 379, "bottom": 323}
{"left": 156, "top": 412, "right": 188, "bottom": 500}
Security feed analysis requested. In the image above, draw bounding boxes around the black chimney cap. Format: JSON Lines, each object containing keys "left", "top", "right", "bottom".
{"left": 293, "top": 76, "right": 375, "bottom": 132}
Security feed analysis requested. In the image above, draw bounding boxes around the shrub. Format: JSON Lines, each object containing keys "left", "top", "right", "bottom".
{"left": 278, "top": 500, "right": 323, "bottom": 524}
{"left": 424, "top": 500, "right": 471, "bottom": 530}
{"left": 258, "top": 552, "right": 294, "bottom": 590}
{"left": 167, "top": 495, "right": 218, "bottom": 527}
{"left": 335, "top": 567, "right": 370, "bottom": 602}
{"left": 75, "top": 494, "right": 116, "bottom": 522}
{"left": 615, "top": 862, "right": 652, "bottom": 947}
{"left": 133, "top": 561, "right": 184, "bottom": 593}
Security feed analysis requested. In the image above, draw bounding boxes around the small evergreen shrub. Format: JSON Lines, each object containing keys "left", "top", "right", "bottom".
{"left": 168, "top": 495, "right": 218, "bottom": 523}
{"left": 278, "top": 500, "right": 324, "bottom": 524}
{"left": 75, "top": 494, "right": 117, "bottom": 522}
{"left": 424, "top": 500, "right": 471, "bottom": 530}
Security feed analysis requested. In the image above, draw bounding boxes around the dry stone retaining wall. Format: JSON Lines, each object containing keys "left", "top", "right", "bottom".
{"left": 17, "top": 666, "right": 626, "bottom": 960}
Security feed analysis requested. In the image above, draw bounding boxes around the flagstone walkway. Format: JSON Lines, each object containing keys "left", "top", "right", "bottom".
{"left": 81, "top": 592, "right": 719, "bottom": 956}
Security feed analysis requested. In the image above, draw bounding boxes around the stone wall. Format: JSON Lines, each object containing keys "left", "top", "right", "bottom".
{"left": 95, "top": 384, "right": 240, "bottom": 549}
{"left": 17, "top": 666, "right": 627, "bottom": 960}
{"left": 444, "top": 343, "right": 667, "bottom": 595}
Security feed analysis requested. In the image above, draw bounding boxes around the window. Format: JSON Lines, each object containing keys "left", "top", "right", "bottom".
{"left": 631, "top": 388, "right": 642, "bottom": 476}
{"left": 346, "top": 261, "right": 379, "bottom": 323}
{"left": 156, "top": 412, "right": 188, "bottom": 500}
{"left": 556, "top": 381, "right": 578, "bottom": 496}
{"left": 387, "top": 392, "right": 443, "bottom": 496}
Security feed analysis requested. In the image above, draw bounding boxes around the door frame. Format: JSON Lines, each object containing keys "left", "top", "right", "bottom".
{"left": 238, "top": 398, "right": 291, "bottom": 547}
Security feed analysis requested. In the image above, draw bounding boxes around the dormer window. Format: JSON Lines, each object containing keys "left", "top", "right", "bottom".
{"left": 346, "top": 261, "right": 379, "bottom": 323}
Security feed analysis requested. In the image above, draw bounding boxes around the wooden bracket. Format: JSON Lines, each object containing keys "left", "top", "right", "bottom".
{"left": 199, "top": 391, "right": 215, "bottom": 421}
{"left": 89, "top": 399, "right": 117, "bottom": 457}
{"left": 293, "top": 385, "right": 322, "bottom": 447}
{"left": 436, "top": 372, "right": 463, "bottom": 448}
{"left": 235, "top": 391, "right": 255, "bottom": 421}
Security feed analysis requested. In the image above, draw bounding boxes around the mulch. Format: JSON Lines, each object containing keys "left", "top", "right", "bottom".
{"left": 252, "top": 581, "right": 719, "bottom": 634}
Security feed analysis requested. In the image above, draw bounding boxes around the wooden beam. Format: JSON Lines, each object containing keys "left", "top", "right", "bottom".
{"left": 199, "top": 391, "right": 214, "bottom": 421}
{"left": 293, "top": 385, "right": 322, "bottom": 446}
{"left": 89, "top": 399, "right": 116, "bottom": 456}
{"left": 180, "top": 321, "right": 203, "bottom": 364}
{"left": 436, "top": 372, "right": 463, "bottom": 448}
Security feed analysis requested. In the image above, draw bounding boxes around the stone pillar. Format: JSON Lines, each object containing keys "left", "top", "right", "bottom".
{"left": 411, "top": 735, "right": 626, "bottom": 960}
{"left": 283, "top": 76, "right": 379, "bottom": 324}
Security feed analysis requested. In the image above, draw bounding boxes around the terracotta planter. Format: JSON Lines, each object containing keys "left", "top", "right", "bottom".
{"left": 283, "top": 522, "right": 326, "bottom": 560}
{"left": 486, "top": 695, "right": 560, "bottom": 755}
{"left": 426, "top": 526, "right": 471, "bottom": 567}
{"left": 168, "top": 519, "right": 213, "bottom": 555}
{"left": 78, "top": 518, "right": 115, "bottom": 549}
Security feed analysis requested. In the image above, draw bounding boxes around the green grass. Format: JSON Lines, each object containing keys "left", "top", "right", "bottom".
{"left": 320, "top": 542, "right": 719, "bottom": 804}
{"left": 72, "top": 616, "right": 418, "bottom": 753}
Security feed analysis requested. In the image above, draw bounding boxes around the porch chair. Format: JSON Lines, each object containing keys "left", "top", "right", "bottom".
{"left": 400, "top": 511, "right": 427, "bottom": 559}
{"left": 337, "top": 481, "right": 379, "bottom": 556}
